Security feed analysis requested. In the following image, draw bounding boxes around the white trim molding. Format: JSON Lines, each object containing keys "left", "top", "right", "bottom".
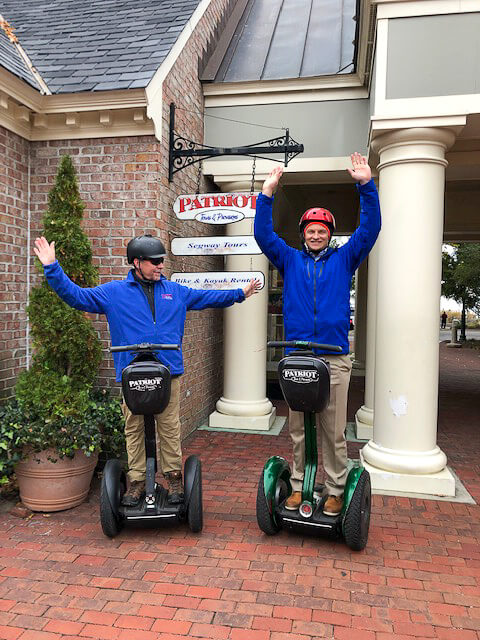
{"left": 146, "top": 0, "right": 214, "bottom": 138}
{"left": 371, "top": 114, "right": 467, "bottom": 135}
{"left": 375, "top": 94, "right": 480, "bottom": 121}
{"left": 203, "top": 78, "right": 368, "bottom": 107}
{"left": 203, "top": 155, "right": 354, "bottom": 186}
{"left": 372, "top": 14, "right": 480, "bottom": 122}
{"left": 0, "top": 67, "right": 153, "bottom": 140}
{"left": 375, "top": 0, "right": 480, "bottom": 19}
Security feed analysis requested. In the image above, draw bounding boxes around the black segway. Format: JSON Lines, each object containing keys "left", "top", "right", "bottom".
{"left": 100, "top": 343, "right": 202, "bottom": 537}
{"left": 256, "top": 340, "right": 371, "bottom": 551}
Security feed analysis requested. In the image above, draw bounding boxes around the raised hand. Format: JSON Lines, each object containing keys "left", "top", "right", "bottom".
{"left": 243, "top": 278, "right": 262, "bottom": 299}
{"left": 33, "top": 236, "right": 56, "bottom": 266}
{"left": 347, "top": 152, "right": 372, "bottom": 185}
{"left": 261, "top": 165, "right": 284, "bottom": 197}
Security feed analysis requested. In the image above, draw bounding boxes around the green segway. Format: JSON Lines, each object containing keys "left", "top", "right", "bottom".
{"left": 256, "top": 340, "right": 371, "bottom": 551}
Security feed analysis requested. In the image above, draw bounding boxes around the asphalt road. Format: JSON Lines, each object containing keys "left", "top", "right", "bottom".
{"left": 439, "top": 327, "right": 480, "bottom": 342}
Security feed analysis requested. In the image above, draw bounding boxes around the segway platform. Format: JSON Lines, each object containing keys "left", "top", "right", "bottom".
{"left": 276, "top": 504, "right": 340, "bottom": 538}
{"left": 120, "top": 485, "right": 182, "bottom": 521}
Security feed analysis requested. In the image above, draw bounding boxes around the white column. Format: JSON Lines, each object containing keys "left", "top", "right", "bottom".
{"left": 360, "top": 128, "right": 456, "bottom": 496}
{"left": 355, "top": 245, "right": 378, "bottom": 440}
{"left": 352, "top": 259, "right": 368, "bottom": 373}
{"left": 209, "top": 181, "right": 276, "bottom": 430}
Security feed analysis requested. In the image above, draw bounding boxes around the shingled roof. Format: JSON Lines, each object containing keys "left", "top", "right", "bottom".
{"left": 0, "top": 29, "right": 39, "bottom": 89}
{"left": 0, "top": 0, "right": 202, "bottom": 94}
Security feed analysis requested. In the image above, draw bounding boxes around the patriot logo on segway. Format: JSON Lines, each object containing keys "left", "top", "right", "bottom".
{"left": 256, "top": 341, "right": 371, "bottom": 551}
{"left": 100, "top": 343, "right": 202, "bottom": 537}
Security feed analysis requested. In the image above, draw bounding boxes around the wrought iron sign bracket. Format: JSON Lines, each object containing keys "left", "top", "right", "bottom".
{"left": 169, "top": 102, "right": 304, "bottom": 182}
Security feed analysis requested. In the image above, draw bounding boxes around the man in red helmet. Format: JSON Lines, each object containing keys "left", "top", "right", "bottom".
{"left": 254, "top": 153, "right": 381, "bottom": 515}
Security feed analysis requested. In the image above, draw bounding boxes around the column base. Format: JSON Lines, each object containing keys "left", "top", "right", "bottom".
{"left": 362, "top": 438, "right": 448, "bottom": 474}
{"left": 360, "top": 452, "right": 456, "bottom": 497}
{"left": 209, "top": 407, "right": 277, "bottom": 431}
{"left": 355, "top": 405, "right": 373, "bottom": 440}
{"left": 215, "top": 396, "right": 273, "bottom": 417}
{"left": 446, "top": 342, "right": 462, "bottom": 348}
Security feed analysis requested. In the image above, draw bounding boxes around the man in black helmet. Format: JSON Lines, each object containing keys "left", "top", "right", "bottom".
{"left": 34, "top": 233, "right": 261, "bottom": 507}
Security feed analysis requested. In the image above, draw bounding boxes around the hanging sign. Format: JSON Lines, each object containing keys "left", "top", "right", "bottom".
{"left": 173, "top": 192, "right": 258, "bottom": 224}
{"left": 171, "top": 271, "right": 265, "bottom": 290}
{"left": 171, "top": 235, "right": 261, "bottom": 256}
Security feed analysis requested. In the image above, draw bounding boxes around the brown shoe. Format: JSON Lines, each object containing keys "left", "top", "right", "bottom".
{"left": 165, "top": 470, "right": 184, "bottom": 504}
{"left": 323, "top": 495, "right": 343, "bottom": 516}
{"left": 121, "top": 480, "right": 145, "bottom": 507}
{"left": 285, "top": 491, "right": 302, "bottom": 511}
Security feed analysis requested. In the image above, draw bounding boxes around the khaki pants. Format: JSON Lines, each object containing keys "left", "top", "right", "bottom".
{"left": 288, "top": 354, "right": 352, "bottom": 496}
{"left": 122, "top": 377, "right": 182, "bottom": 482}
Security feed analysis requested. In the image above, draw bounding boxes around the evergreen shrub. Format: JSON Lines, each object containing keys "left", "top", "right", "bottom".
{"left": 0, "top": 156, "right": 126, "bottom": 484}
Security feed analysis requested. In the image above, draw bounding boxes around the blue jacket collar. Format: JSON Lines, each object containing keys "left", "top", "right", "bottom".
{"left": 126, "top": 269, "right": 166, "bottom": 284}
{"left": 302, "top": 245, "right": 335, "bottom": 261}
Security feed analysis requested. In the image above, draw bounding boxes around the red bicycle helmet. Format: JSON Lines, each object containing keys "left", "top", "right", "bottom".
{"left": 299, "top": 208, "right": 336, "bottom": 239}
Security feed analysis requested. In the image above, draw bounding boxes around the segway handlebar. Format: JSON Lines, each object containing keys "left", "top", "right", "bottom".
{"left": 267, "top": 340, "right": 342, "bottom": 353}
{"left": 110, "top": 343, "right": 180, "bottom": 353}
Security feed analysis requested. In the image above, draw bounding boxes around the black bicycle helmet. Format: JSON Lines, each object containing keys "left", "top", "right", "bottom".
{"left": 127, "top": 234, "right": 167, "bottom": 264}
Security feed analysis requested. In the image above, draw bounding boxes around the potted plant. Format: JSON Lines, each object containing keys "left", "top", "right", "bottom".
{"left": 8, "top": 155, "right": 109, "bottom": 511}
{"left": 1, "top": 389, "right": 126, "bottom": 510}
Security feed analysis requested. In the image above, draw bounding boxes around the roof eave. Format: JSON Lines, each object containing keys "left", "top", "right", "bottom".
{"left": 0, "top": 66, "right": 153, "bottom": 140}
{"left": 203, "top": 73, "right": 368, "bottom": 106}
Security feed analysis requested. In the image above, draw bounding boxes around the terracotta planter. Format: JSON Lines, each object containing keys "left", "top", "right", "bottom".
{"left": 15, "top": 448, "right": 98, "bottom": 512}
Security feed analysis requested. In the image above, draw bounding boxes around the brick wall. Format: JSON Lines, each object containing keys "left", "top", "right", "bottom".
{"left": 162, "top": 0, "right": 234, "bottom": 434}
{"left": 3, "top": 0, "right": 236, "bottom": 436}
{"left": 0, "top": 127, "right": 29, "bottom": 400}
{"left": 29, "top": 136, "right": 166, "bottom": 389}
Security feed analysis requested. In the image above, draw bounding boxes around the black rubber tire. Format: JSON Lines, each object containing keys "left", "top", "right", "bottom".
{"left": 343, "top": 470, "right": 371, "bottom": 551}
{"left": 100, "top": 466, "right": 125, "bottom": 538}
{"left": 187, "top": 462, "right": 203, "bottom": 533}
{"left": 256, "top": 470, "right": 280, "bottom": 535}
{"left": 275, "top": 478, "right": 289, "bottom": 507}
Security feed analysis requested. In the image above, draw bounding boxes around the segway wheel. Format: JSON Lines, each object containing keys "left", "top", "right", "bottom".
{"left": 100, "top": 460, "right": 126, "bottom": 538}
{"left": 186, "top": 457, "right": 203, "bottom": 533}
{"left": 256, "top": 470, "right": 280, "bottom": 535}
{"left": 343, "top": 470, "right": 371, "bottom": 551}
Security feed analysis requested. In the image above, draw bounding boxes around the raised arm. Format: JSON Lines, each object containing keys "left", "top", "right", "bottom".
{"left": 254, "top": 166, "right": 293, "bottom": 271}
{"left": 34, "top": 236, "right": 108, "bottom": 314}
{"left": 341, "top": 154, "right": 381, "bottom": 271}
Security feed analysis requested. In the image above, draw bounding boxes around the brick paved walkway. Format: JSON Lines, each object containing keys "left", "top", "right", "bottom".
{"left": 0, "top": 343, "right": 479, "bottom": 639}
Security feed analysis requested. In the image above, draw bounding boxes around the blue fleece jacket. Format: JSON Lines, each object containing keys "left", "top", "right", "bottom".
{"left": 254, "top": 179, "right": 381, "bottom": 355}
{"left": 43, "top": 261, "right": 245, "bottom": 380}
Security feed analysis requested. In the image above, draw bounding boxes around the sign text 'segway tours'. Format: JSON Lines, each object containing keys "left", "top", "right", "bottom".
{"left": 173, "top": 192, "right": 258, "bottom": 224}
{"left": 171, "top": 236, "right": 261, "bottom": 256}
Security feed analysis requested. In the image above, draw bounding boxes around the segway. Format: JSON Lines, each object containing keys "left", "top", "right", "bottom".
{"left": 100, "top": 343, "right": 202, "bottom": 537}
{"left": 256, "top": 340, "right": 371, "bottom": 551}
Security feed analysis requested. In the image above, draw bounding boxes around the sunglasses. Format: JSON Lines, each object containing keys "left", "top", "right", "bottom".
{"left": 144, "top": 257, "right": 164, "bottom": 265}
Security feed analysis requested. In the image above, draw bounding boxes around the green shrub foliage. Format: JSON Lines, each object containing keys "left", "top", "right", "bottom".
{"left": 15, "top": 155, "right": 102, "bottom": 448}
{"left": 0, "top": 391, "right": 126, "bottom": 484}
